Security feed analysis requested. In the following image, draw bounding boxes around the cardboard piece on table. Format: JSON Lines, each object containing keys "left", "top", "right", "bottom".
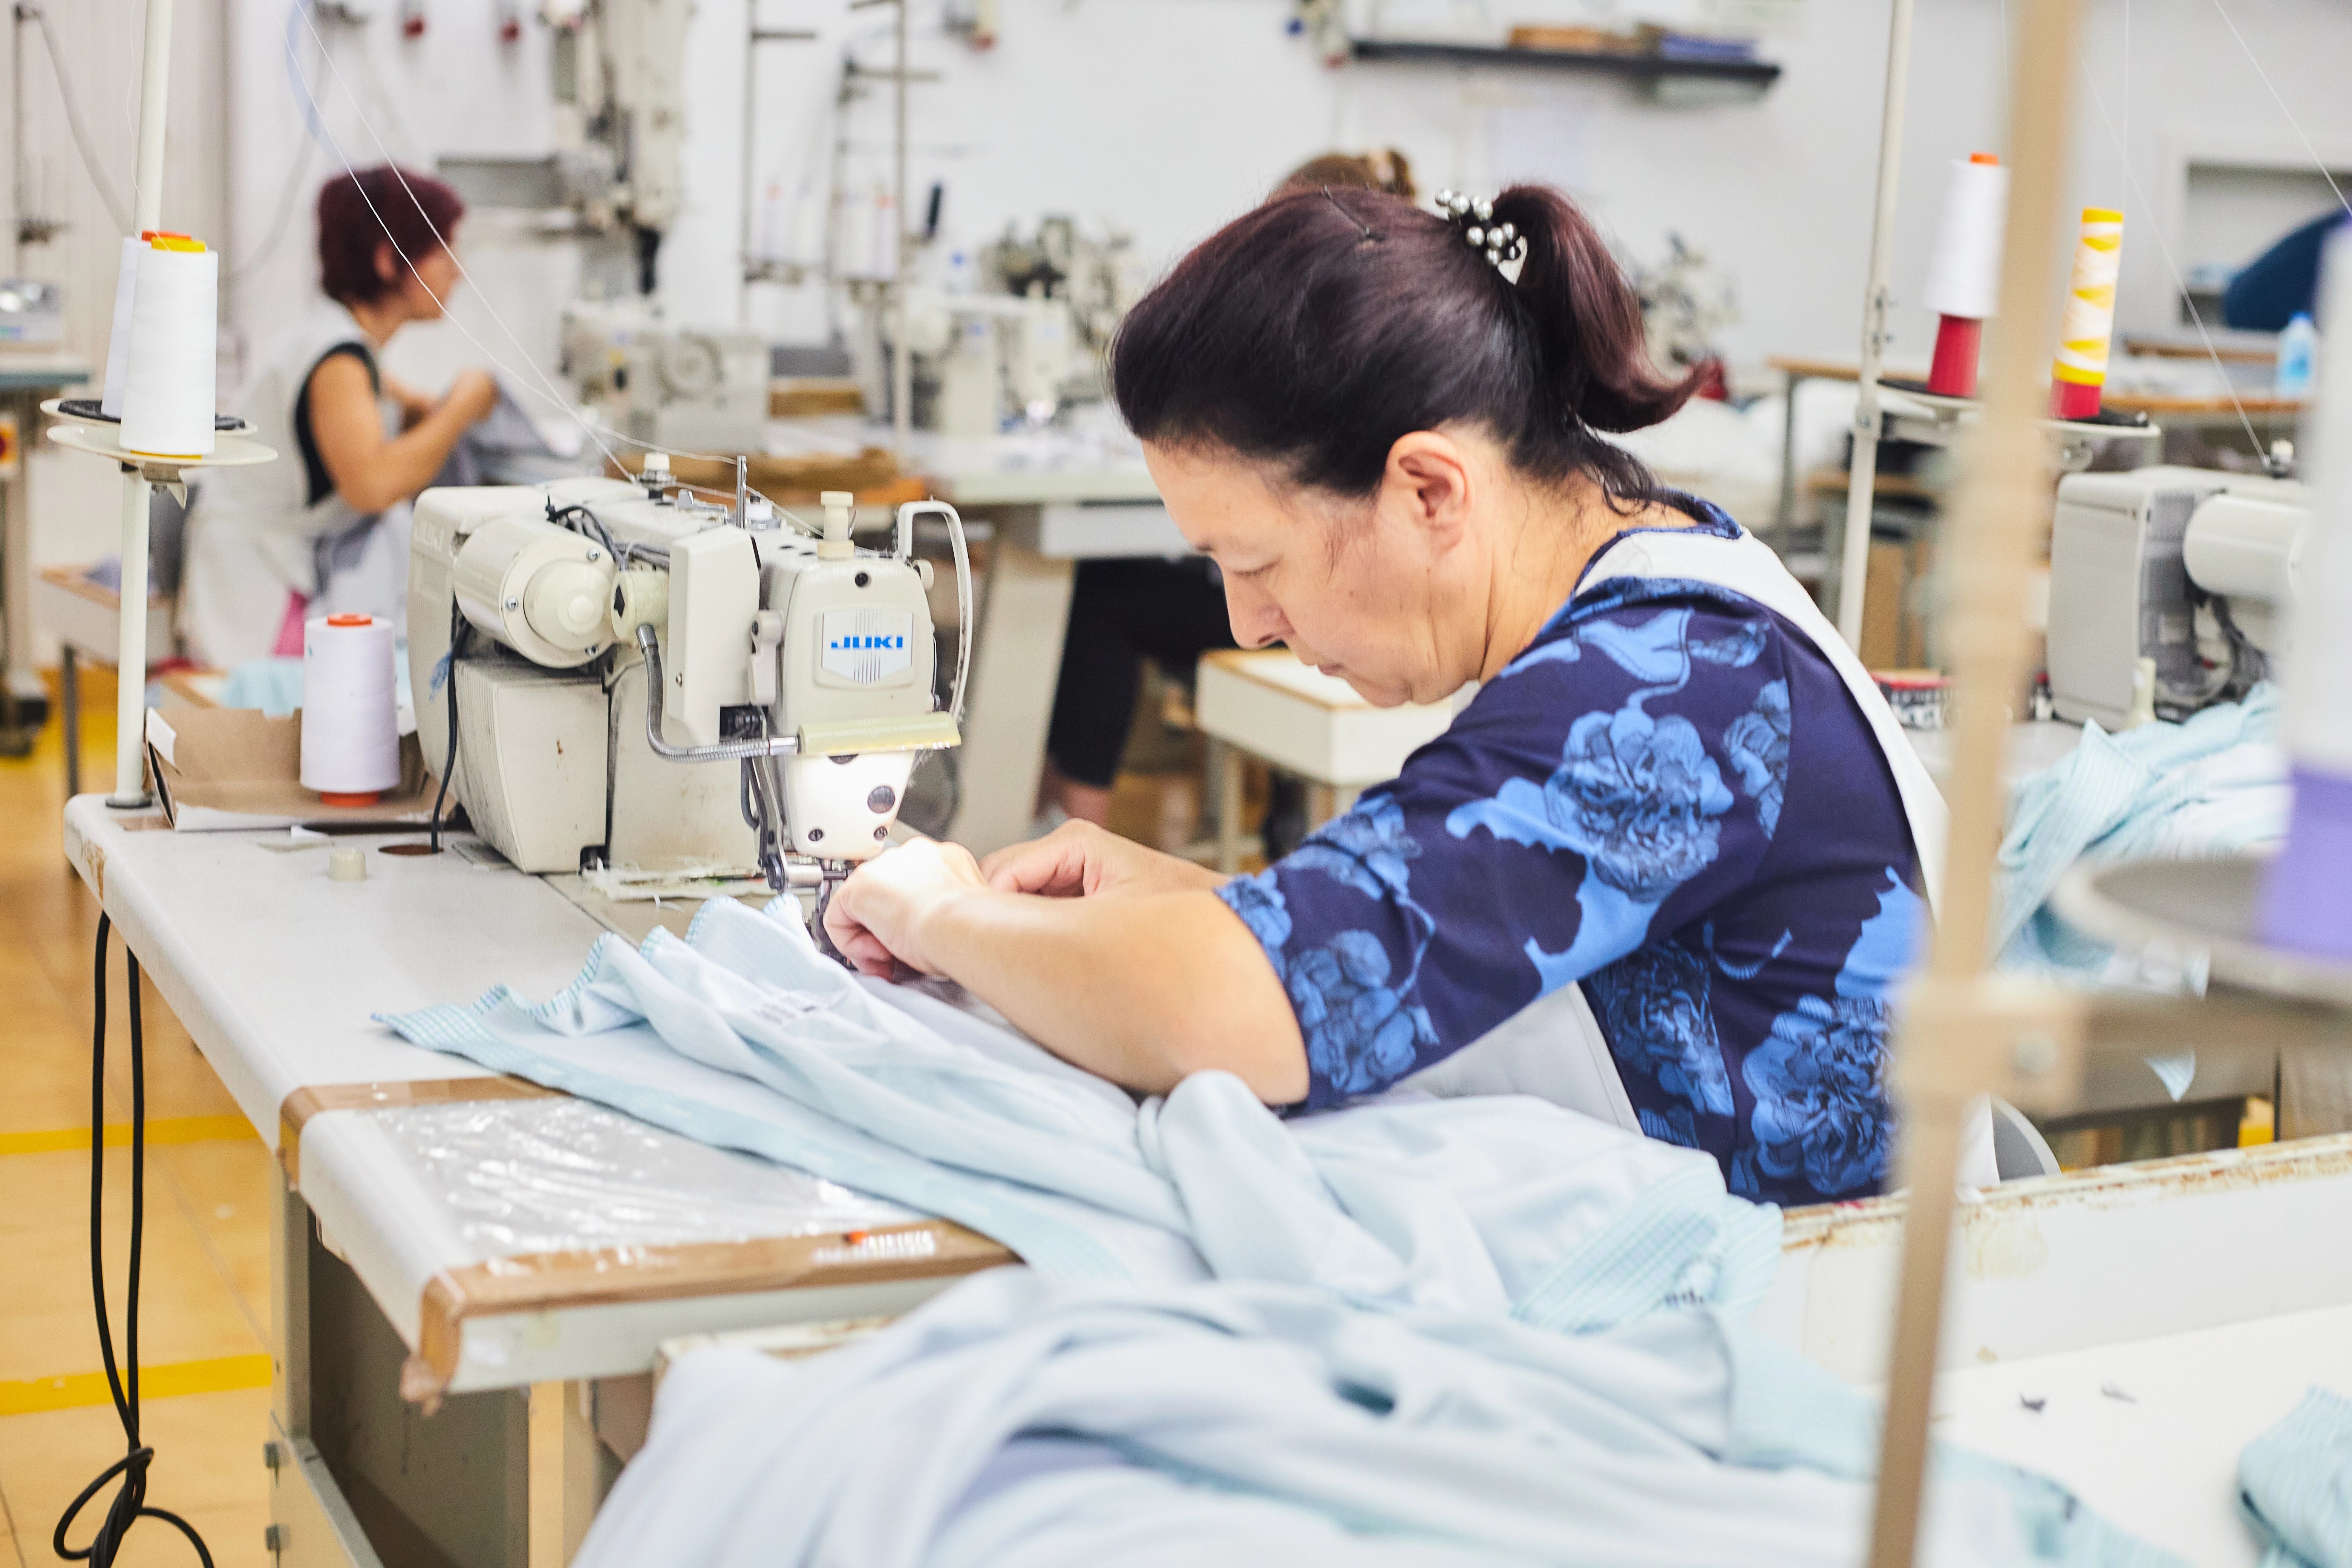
{"left": 144, "top": 706, "right": 438, "bottom": 831}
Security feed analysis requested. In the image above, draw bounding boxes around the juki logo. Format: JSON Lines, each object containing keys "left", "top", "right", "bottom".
{"left": 821, "top": 608, "right": 916, "bottom": 684}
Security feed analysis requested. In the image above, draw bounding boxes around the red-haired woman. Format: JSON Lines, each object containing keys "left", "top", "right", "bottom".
{"left": 183, "top": 165, "right": 496, "bottom": 667}
{"left": 828, "top": 184, "right": 1981, "bottom": 1205}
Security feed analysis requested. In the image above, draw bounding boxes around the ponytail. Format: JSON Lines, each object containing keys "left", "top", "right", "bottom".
{"left": 1113, "top": 181, "right": 1699, "bottom": 511}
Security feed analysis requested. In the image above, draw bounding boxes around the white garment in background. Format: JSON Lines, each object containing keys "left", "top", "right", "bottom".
{"left": 181, "top": 300, "right": 407, "bottom": 667}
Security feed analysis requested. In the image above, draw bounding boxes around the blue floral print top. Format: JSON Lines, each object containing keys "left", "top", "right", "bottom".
{"left": 1214, "top": 500, "right": 1925, "bottom": 1206}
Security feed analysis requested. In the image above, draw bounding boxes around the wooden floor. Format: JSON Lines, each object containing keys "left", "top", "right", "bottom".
{"left": 0, "top": 672, "right": 275, "bottom": 1568}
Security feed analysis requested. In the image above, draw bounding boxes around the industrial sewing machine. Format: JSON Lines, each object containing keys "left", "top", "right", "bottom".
{"left": 2047, "top": 465, "right": 2309, "bottom": 727}
{"left": 407, "top": 470, "right": 970, "bottom": 919}
{"left": 560, "top": 301, "right": 771, "bottom": 455}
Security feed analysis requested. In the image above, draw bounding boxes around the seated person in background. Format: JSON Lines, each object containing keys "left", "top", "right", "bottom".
{"left": 181, "top": 165, "right": 496, "bottom": 667}
{"left": 2222, "top": 209, "right": 2349, "bottom": 332}
{"left": 1038, "top": 149, "right": 1418, "bottom": 846}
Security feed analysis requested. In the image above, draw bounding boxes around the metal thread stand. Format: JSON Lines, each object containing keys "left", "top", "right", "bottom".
{"left": 1836, "top": 0, "right": 1915, "bottom": 649}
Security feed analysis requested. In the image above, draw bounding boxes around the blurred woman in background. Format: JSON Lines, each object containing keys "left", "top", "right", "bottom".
{"left": 182, "top": 165, "right": 495, "bottom": 667}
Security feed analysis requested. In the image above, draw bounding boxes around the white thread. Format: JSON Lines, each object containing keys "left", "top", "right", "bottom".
{"left": 120, "top": 244, "right": 220, "bottom": 458}
{"left": 2075, "top": 57, "right": 2265, "bottom": 460}
{"left": 2205, "top": 0, "right": 2352, "bottom": 223}
{"left": 301, "top": 614, "right": 401, "bottom": 797}
{"left": 98, "top": 236, "right": 144, "bottom": 418}
{"left": 1921, "top": 159, "right": 2008, "bottom": 322}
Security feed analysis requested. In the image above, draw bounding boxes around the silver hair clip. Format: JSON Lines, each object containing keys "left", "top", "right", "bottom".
{"left": 1320, "top": 186, "right": 1381, "bottom": 243}
{"left": 1433, "top": 190, "right": 1523, "bottom": 268}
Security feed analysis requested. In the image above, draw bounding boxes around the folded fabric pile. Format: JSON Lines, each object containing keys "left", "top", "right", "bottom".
{"left": 1997, "top": 684, "right": 2290, "bottom": 991}
{"left": 2242, "top": 1387, "right": 2352, "bottom": 1568}
{"left": 385, "top": 897, "right": 2178, "bottom": 1567}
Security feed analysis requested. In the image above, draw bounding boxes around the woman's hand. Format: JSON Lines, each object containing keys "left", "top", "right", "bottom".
{"left": 824, "top": 838, "right": 988, "bottom": 978}
{"left": 442, "top": 369, "right": 498, "bottom": 426}
{"left": 979, "top": 819, "right": 1224, "bottom": 900}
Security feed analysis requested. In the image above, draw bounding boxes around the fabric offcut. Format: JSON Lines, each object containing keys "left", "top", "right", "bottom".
{"left": 2241, "top": 1387, "right": 2352, "bottom": 1568}
{"left": 1997, "top": 688, "right": 2289, "bottom": 1000}
{"left": 383, "top": 896, "right": 2178, "bottom": 1568}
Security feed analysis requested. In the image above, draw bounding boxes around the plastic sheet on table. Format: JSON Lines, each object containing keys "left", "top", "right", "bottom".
{"left": 369, "top": 1097, "right": 916, "bottom": 1259}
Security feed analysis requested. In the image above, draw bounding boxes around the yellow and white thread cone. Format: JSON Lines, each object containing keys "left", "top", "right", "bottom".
{"left": 2051, "top": 208, "right": 2122, "bottom": 419}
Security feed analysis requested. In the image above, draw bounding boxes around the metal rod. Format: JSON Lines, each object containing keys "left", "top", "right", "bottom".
{"left": 110, "top": 0, "right": 173, "bottom": 805}
{"left": 1864, "top": 3, "right": 2081, "bottom": 1563}
{"left": 1836, "top": 0, "right": 1915, "bottom": 653}
{"left": 10, "top": 4, "right": 27, "bottom": 273}
{"left": 633, "top": 626, "right": 801, "bottom": 761}
{"left": 890, "top": 0, "right": 912, "bottom": 466}
{"left": 738, "top": 1, "right": 758, "bottom": 324}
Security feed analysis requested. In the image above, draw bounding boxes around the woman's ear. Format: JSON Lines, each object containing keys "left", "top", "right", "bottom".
{"left": 1382, "top": 431, "right": 1473, "bottom": 540}
{"left": 375, "top": 240, "right": 400, "bottom": 286}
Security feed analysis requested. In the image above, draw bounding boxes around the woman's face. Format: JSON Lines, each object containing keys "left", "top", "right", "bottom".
{"left": 1143, "top": 432, "right": 1504, "bottom": 708}
{"left": 385, "top": 229, "right": 461, "bottom": 319}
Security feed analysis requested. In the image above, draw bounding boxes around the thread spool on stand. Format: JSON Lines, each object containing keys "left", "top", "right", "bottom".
{"left": 301, "top": 613, "right": 400, "bottom": 807}
{"left": 2051, "top": 207, "right": 2124, "bottom": 420}
{"left": 118, "top": 234, "right": 219, "bottom": 460}
{"left": 1923, "top": 153, "right": 2008, "bottom": 398}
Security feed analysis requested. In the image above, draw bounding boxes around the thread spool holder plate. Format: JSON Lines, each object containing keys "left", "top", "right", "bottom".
{"left": 44, "top": 423, "right": 277, "bottom": 502}
{"left": 41, "top": 397, "right": 252, "bottom": 435}
{"left": 2052, "top": 854, "right": 2352, "bottom": 1009}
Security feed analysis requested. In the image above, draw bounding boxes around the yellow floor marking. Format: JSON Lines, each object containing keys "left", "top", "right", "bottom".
{"left": 0, "top": 1116, "right": 255, "bottom": 1158}
{"left": 0, "top": 1354, "right": 273, "bottom": 1416}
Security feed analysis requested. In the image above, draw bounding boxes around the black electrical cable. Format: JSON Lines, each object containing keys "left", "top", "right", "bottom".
{"left": 54, "top": 916, "right": 214, "bottom": 1568}
{"left": 429, "top": 599, "right": 468, "bottom": 853}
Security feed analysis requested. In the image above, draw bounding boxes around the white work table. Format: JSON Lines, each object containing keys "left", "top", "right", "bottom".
{"left": 63, "top": 795, "right": 1009, "bottom": 1568}
{"left": 63, "top": 793, "right": 2352, "bottom": 1568}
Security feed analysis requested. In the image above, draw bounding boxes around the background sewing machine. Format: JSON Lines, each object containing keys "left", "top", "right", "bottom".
{"left": 2047, "top": 465, "right": 2309, "bottom": 728}
{"left": 407, "top": 473, "right": 969, "bottom": 909}
{"left": 560, "top": 301, "right": 771, "bottom": 455}
{"left": 848, "top": 215, "right": 1141, "bottom": 436}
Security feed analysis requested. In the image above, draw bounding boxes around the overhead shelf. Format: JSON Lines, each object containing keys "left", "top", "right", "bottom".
{"left": 1348, "top": 37, "right": 1783, "bottom": 90}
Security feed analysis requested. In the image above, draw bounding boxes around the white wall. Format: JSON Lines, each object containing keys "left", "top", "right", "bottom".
{"left": 21, "top": 0, "right": 2352, "bottom": 618}
{"left": 3, "top": 0, "right": 229, "bottom": 600}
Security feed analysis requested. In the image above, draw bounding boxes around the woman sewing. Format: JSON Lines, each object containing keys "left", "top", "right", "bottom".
{"left": 181, "top": 165, "right": 495, "bottom": 666}
{"left": 828, "top": 183, "right": 1952, "bottom": 1206}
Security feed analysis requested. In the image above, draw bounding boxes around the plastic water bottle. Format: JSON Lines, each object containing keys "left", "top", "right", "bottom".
{"left": 2277, "top": 312, "right": 2319, "bottom": 398}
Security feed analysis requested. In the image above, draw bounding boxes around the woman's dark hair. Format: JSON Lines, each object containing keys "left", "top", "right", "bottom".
{"left": 317, "top": 165, "right": 464, "bottom": 307}
{"left": 1111, "top": 183, "right": 1695, "bottom": 509}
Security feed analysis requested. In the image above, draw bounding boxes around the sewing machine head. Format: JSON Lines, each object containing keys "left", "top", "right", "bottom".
{"left": 408, "top": 474, "right": 969, "bottom": 899}
{"left": 2047, "top": 465, "right": 2308, "bottom": 727}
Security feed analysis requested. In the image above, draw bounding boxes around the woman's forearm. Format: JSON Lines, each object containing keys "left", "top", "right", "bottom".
{"left": 916, "top": 886, "right": 1308, "bottom": 1102}
{"left": 337, "top": 403, "right": 475, "bottom": 511}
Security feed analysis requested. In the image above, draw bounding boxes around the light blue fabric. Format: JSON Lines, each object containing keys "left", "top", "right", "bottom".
{"left": 220, "top": 648, "right": 413, "bottom": 718}
{"left": 381, "top": 894, "right": 1782, "bottom": 1318}
{"left": 573, "top": 1269, "right": 2179, "bottom": 1568}
{"left": 2241, "top": 1387, "right": 2352, "bottom": 1568}
{"left": 385, "top": 896, "right": 2178, "bottom": 1567}
{"left": 1996, "top": 686, "right": 2289, "bottom": 986}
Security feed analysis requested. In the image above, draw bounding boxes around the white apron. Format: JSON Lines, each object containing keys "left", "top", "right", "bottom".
{"left": 181, "top": 302, "right": 408, "bottom": 668}
{"left": 1400, "top": 521, "right": 1999, "bottom": 1189}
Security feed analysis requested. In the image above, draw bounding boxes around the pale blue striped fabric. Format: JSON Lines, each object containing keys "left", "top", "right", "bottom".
{"left": 1997, "top": 686, "right": 2289, "bottom": 984}
{"left": 382, "top": 893, "right": 1782, "bottom": 1319}
{"left": 2242, "top": 1387, "right": 2352, "bottom": 1568}
{"left": 383, "top": 894, "right": 2180, "bottom": 1568}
